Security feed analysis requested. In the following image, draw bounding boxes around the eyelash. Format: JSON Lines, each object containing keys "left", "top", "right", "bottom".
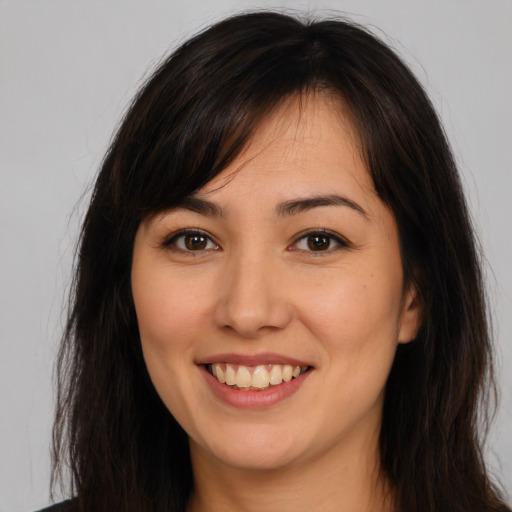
{"left": 290, "top": 229, "right": 350, "bottom": 254}
{"left": 161, "top": 228, "right": 350, "bottom": 255}
{"left": 161, "top": 229, "right": 219, "bottom": 254}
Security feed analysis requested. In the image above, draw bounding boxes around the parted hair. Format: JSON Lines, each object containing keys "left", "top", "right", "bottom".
{"left": 52, "top": 11, "right": 510, "bottom": 512}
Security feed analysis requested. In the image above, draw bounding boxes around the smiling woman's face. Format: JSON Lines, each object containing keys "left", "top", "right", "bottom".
{"left": 131, "top": 94, "right": 421, "bottom": 474}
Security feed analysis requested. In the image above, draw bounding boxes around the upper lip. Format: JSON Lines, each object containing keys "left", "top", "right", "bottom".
{"left": 196, "top": 352, "right": 314, "bottom": 368}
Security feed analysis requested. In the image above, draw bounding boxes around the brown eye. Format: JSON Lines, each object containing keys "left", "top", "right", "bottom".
{"left": 307, "top": 234, "right": 331, "bottom": 251}
{"left": 184, "top": 234, "right": 208, "bottom": 250}
{"left": 293, "top": 230, "right": 347, "bottom": 253}
{"left": 165, "top": 230, "right": 219, "bottom": 252}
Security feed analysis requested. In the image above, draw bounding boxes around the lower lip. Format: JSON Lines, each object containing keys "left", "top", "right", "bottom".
{"left": 200, "top": 365, "right": 312, "bottom": 409}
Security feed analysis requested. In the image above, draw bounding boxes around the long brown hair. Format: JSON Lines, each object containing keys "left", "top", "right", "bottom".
{"left": 52, "top": 11, "right": 510, "bottom": 512}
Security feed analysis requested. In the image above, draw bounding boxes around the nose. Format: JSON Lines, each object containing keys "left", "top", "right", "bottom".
{"left": 213, "top": 252, "right": 293, "bottom": 339}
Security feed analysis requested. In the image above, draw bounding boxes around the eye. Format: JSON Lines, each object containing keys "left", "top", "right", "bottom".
{"left": 292, "top": 230, "right": 348, "bottom": 253}
{"left": 163, "top": 230, "right": 219, "bottom": 252}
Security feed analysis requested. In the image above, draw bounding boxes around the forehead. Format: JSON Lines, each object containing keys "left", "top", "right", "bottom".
{"left": 197, "top": 93, "right": 376, "bottom": 211}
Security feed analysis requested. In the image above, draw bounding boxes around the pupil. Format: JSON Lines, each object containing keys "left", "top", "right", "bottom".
{"left": 308, "top": 235, "right": 329, "bottom": 251}
{"left": 185, "top": 235, "right": 207, "bottom": 250}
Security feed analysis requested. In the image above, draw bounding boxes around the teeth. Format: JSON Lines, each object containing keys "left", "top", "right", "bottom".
{"left": 225, "top": 364, "right": 236, "bottom": 386}
{"left": 213, "top": 363, "right": 225, "bottom": 383}
{"left": 210, "top": 363, "right": 307, "bottom": 390}
{"left": 235, "top": 366, "right": 252, "bottom": 388}
{"left": 269, "top": 365, "right": 283, "bottom": 385}
{"left": 252, "top": 365, "right": 270, "bottom": 389}
{"left": 282, "top": 364, "right": 293, "bottom": 382}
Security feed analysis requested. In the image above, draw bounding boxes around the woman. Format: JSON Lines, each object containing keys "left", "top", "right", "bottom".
{"left": 45, "top": 11, "right": 510, "bottom": 512}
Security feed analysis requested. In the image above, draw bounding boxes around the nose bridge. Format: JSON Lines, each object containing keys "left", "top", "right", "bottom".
{"left": 213, "top": 243, "right": 292, "bottom": 337}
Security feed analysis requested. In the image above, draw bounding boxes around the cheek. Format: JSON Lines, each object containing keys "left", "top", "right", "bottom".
{"left": 132, "top": 265, "right": 212, "bottom": 356}
{"left": 294, "top": 257, "right": 404, "bottom": 405}
{"left": 297, "top": 266, "right": 404, "bottom": 348}
{"left": 131, "top": 263, "right": 212, "bottom": 425}
{"left": 297, "top": 266, "right": 403, "bottom": 424}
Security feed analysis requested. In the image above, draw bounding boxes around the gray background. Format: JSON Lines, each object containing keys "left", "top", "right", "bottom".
{"left": 0, "top": 1, "right": 510, "bottom": 510}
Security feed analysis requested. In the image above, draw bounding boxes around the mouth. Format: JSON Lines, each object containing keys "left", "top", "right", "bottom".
{"left": 206, "top": 363, "right": 311, "bottom": 391}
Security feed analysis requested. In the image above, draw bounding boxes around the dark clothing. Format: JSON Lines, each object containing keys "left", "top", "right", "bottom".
{"left": 36, "top": 499, "right": 77, "bottom": 512}
{"left": 36, "top": 497, "right": 512, "bottom": 512}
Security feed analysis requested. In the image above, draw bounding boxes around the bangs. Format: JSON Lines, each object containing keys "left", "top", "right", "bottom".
{"left": 107, "top": 15, "right": 344, "bottom": 223}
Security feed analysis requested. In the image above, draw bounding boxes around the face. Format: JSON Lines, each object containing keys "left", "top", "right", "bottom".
{"left": 131, "top": 94, "right": 421, "bottom": 474}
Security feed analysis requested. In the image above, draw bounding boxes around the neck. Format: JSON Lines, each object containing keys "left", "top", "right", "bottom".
{"left": 186, "top": 431, "right": 393, "bottom": 512}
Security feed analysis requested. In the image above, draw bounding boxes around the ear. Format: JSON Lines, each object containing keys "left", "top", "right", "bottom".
{"left": 397, "top": 281, "right": 422, "bottom": 344}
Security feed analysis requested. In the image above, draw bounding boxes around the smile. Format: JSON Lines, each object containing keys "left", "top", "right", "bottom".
{"left": 207, "top": 363, "right": 310, "bottom": 391}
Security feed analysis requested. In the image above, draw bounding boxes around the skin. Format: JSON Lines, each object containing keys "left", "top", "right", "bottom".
{"left": 131, "top": 94, "right": 422, "bottom": 512}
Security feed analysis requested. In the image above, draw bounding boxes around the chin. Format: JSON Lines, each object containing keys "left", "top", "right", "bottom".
{"left": 191, "top": 425, "right": 302, "bottom": 472}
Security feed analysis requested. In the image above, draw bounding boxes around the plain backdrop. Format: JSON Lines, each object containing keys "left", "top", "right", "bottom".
{"left": 0, "top": 1, "right": 510, "bottom": 510}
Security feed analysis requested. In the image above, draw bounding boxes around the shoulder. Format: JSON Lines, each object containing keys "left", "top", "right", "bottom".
{"left": 35, "top": 498, "right": 77, "bottom": 512}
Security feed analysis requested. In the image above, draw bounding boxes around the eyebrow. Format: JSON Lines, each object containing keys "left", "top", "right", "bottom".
{"left": 174, "top": 193, "right": 367, "bottom": 219}
{"left": 175, "top": 196, "right": 224, "bottom": 217}
{"left": 275, "top": 194, "right": 368, "bottom": 218}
